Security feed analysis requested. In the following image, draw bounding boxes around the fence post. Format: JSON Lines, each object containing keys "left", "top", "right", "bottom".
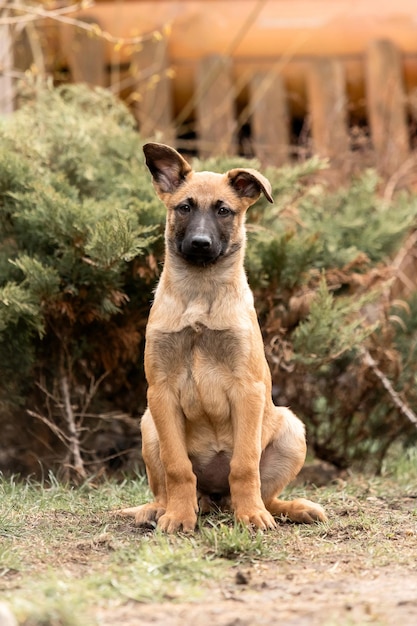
{"left": 131, "top": 35, "right": 174, "bottom": 142}
{"left": 365, "top": 39, "right": 410, "bottom": 177}
{"left": 63, "top": 16, "right": 106, "bottom": 86}
{"left": 307, "top": 57, "right": 349, "bottom": 171}
{"left": 196, "top": 55, "right": 236, "bottom": 157}
{"left": 250, "top": 71, "right": 289, "bottom": 167}
{"left": 0, "top": 26, "right": 14, "bottom": 114}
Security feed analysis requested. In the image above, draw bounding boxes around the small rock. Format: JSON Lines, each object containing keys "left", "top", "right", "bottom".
{"left": 235, "top": 570, "right": 250, "bottom": 585}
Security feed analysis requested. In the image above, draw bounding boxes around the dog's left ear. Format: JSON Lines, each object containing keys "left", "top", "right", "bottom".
{"left": 227, "top": 168, "right": 273, "bottom": 204}
{"left": 143, "top": 142, "right": 192, "bottom": 195}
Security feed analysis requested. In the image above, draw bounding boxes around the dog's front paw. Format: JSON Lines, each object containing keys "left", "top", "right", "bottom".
{"left": 235, "top": 506, "right": 277, "bottom": 530}
{"left": 157, "top": 508, "right": 197, "bottom": 533}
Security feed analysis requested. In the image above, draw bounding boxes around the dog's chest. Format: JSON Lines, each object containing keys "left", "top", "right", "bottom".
{"left": 151, "top": 325, "right": 242, "bottom": 376}
{"left": 149, "top": 325, "right": 244, "bottom": 423}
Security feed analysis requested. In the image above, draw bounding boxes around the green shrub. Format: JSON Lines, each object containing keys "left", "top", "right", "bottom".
{"left": 0, "top": 84, "right": 163, "bottom": 477}
{"left": 1, "top": 83, "right": 416, "bottom": 477}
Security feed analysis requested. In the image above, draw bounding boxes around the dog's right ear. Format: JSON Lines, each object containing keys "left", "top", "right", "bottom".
{"left": 143, "top": 143, "right": 192, "bottom": 196}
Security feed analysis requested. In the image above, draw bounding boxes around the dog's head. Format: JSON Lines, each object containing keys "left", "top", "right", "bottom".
{"left": 143, "top": 142, "right": 273, "bottom": 267}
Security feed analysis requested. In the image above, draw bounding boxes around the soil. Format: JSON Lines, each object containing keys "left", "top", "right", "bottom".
{"left": 94, "top": 484, "right": 417, "bottom": 626}
{"left": 96, "top": 563, "right": 417, "bottom": 626}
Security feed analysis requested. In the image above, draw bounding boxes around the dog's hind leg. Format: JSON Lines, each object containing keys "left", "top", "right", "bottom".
{"left": 261, "top": 407, "right": 327, "bottom": 523}
{"left": 120, "top": 409, "right": 168, "bottom": 524}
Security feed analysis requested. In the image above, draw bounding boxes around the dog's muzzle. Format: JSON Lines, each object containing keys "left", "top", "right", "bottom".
{"left": 179, "top": 233, "right": 223, "bottom": 265}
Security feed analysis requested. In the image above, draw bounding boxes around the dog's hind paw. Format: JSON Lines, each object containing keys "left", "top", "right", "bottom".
{"left": 267, "top": 497, "right": 327, "bottom": 524}
{"left": 118, "top": 502, "right": 166, "bottom": 525}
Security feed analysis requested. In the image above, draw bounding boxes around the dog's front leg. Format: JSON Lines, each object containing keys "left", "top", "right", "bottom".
{"left": 148, "top": 385, "right": 198, "bottom": 533}
{"left": 229, "top": 382, "right": 276, "bottom": 530}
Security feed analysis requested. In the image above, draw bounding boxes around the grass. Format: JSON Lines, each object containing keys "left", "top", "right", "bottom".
{"left": 0, "top": 448, "right": 416, "bottom": 625}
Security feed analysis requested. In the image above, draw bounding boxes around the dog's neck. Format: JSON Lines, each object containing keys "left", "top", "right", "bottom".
{"left": 149, "top": 248, "right": 255, "bottom": 333}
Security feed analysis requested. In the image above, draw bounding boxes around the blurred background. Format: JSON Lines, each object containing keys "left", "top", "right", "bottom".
{"left": 1, "top": 0, "right": 417, "bottom": 181}
{"left": 2, "top": 1, "right": 417, "bottom": 478}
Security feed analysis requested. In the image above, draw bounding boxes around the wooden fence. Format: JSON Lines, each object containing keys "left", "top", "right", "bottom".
{"left": 3, "top": 20, "right": 417, "bottom": 182}
{"left": 66, "top": 28, "right": 416, "bottom": 180}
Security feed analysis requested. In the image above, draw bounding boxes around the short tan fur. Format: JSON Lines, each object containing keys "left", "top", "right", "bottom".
{"left": 121, "top": 143, "right": 326, "bottom": 533}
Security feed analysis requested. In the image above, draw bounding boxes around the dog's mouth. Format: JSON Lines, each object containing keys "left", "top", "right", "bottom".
{"left": 179, "top": 251, "right": 222, "bottom": 267}
{"left": 175, "top": 239, "right": 242, "bottom": 267}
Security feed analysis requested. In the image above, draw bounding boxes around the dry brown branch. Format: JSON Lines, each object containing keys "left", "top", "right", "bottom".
{"left": 0, "top": 1, "right": 94, "bottom": 25}
{"left": 59, "top": 354, "right": 87, "bottom": 478}
{"left": 383, "top": 154, "right": 417, "bottom": 203}
{"left": 362, "top": 349, "right": 417, "bottom": 429}
{"left": 82, "top": 447, "right": 138, "bottom": 466}
{"left": 389, "top": 230, "right": 417, "bottom": 300}
{"left": 85, "top": 410, "right": 140, "bottom": 429}
{"left": 77, "top": 371, "right": 110, "bottom": 422}
{"left": 0, "top": 1, "right": 169, "bottom": 45}
{"left": 27, "top": 408, "right": 69, "bottom": 446}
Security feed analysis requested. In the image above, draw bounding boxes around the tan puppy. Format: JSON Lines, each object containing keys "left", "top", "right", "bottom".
{"left": 122, "top": 143, "right": 326, "bottom": 532}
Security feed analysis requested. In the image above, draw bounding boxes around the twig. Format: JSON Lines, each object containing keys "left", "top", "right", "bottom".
{"left": 0, "top": 1, "right": 93, "bottom": 25}
{"left": 383, "top": 154, "right": 417, "bottom": 203}
{"left": 78, "top": 370, "right": 110, "bottom": 422}
{"left": 82, "top": 446, "right": 139, "bottom": 466}
{"left": 27, "top": 409, "right": 69, "bottom": 445}
{"left": 362, "top": 349, "right": 417, "bottom": 429}
{"left": 0, "top": 1, "right": 168, "bottom": 46}
{"left": 59, "top": 355, "right": 87, "bottom": 478}
{"left": 35, "top": 378, "right": 60, "bottom": 404}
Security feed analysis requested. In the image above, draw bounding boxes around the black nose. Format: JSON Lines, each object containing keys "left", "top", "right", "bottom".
{"left": 191, "top": 235, "right": 212, "bottom": 250}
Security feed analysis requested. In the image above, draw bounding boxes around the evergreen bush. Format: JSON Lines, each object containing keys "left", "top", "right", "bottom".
{"left": 0, "top": 84, "right": 163, "bottom": 477}
{"left": 1, "top": 83, "right": 416, "bottom": 477}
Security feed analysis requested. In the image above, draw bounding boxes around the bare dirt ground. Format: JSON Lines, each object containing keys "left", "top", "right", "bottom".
{"left": 96, "top": 489, "right": 417, "bottom": 626}
{"left": 97, "top": 567, "right": 417, "bottom": 626}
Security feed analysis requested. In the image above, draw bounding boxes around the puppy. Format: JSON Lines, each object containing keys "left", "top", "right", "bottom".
{"left": 122, "top": 143, "right": 326, "bottom": 532}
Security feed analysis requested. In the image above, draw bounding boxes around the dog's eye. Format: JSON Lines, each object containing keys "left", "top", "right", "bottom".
{"left": 217, "top": 206, "right": 231, "bottom": 216}
{"left": 177, "top": 203, "right": 191, "bottom": 214}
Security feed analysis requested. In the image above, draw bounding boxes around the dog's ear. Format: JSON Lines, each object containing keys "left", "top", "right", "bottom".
{"left": 227, "top": 168, "right": 273, "bottom": 204}
{"left": 143, "top": 143, "right": 192, "bottom": 195}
